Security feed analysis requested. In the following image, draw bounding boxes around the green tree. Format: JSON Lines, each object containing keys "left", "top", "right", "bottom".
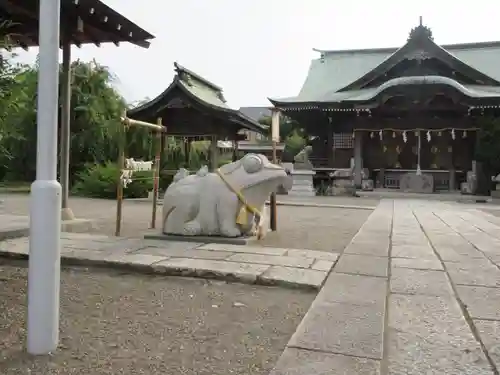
{"left": 257, "top": 114, "right": 304, "bottom": 140}
{"left": 258, "top": 114, "right": 307, "bottom": 162}
{"left": 0, "top": 25, "right": 32, "bottom": 173}
{"left": 0, "top": 58, "right": 135, "bottom": 183}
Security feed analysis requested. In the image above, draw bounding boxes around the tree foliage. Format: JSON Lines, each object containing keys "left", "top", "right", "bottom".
{"left": 258, "top": 114, "right": 306, "bottom": 161}
{"left": 0, "top": 44, "right": 212, "bottom": 197}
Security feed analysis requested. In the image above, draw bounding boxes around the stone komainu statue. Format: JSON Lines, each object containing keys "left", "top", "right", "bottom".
{"left": 293, "top": 145, "right": 313, "bottom": 170}
{"left": 162, "top": 154, "right": 291, "bottom": 238}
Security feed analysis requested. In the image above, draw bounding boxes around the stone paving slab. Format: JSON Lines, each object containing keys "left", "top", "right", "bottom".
{"left": 390, "top": 267, "right": 453, "bottom": 297}
{"left": 456, "top": 285, "right": 500, "bottom": 320}
{"left": 474, "top": 320, "right": 500, "bottom": 369}
{"left": 0, "top": 214, "right": 94, "bottom": 240}
{"left": 288, "top": 301, "right": 385, "bottom": 360}
{"left": 391, "top": 257, "right": 443, "bottom": 271}
{"left": 334, "top": 254, "right": 388, "bottom": 277}
{"left": 388, "top": 294, "right": 492, "bottom": 375}
{"left": 269, "top": 347, "right": 381, "bottom": 375}
{"left": 317, "top": 273, "right": 387, "bottom": 307}
{"left": 0, "top": 234, "right": 339, "bottom": 290}
{"left": 445, "top": 262, "right": 500, "bottom": 288}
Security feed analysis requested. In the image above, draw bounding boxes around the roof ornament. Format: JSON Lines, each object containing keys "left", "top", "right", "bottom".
{"left": 408, "top": 16, "right": 434, "bottom": 41}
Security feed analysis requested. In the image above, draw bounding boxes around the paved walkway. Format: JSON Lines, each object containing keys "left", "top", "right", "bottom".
{"left": 271, "top": 199, "right": 500, "bottom": 375}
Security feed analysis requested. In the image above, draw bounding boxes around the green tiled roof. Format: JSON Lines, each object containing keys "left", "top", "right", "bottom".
{"left": 129, "top": 63, "right": 265, "bottom": 133}
{"left": 271, "top": 34, "right": 500, "bottom": 105}
{"left": 175, "top": 63, "right": 231, "bottom": 111}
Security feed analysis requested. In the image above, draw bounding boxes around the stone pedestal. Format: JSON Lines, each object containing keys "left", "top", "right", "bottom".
{"left": 361, "top": 179, "right": 374, "bottom": 191}
{"left": 491, "top": 174, "right": 500, "bottom": 201}
{"left": 331, "top": 169, "right": 356, "bottom": 196}
{"left": 461, "top": 170, "right": 477, "bottom": 195}
{"left": 449, "top": 168, "right": 456, "bottom": 191}
{"left": 399, "top": 173, "right": 434, "bottom": 193}
{"left": 289, "top": 170, "right": 316, "bottom": 197}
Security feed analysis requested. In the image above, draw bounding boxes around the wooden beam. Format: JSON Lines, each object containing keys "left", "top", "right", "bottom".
{"left": 68, "top": 3, "right": 149, "bottom": 48}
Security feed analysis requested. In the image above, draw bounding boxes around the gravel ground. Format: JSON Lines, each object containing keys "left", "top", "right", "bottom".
{"left": 257, "top": 206, "right": 371, "bottom": 252}
{"left": 0, "top": 262, "right": 315, "bottom": 375}
{"left": 0, "top": 194, "right": 373, "bottom": 251}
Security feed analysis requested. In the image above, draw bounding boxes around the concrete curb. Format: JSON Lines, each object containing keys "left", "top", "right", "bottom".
{"left": 144, "top": 232, "right": 258, "bottom": 245}
{"left": 265, "top": 201, "right": 376, "bottom": 210}
{"left": 0, "top": 249, "right": 329, "bottom": 291}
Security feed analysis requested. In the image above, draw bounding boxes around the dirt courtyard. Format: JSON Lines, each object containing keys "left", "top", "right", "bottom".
{"left": 0, "top": 194, "right": 375, "bottom": 252}
{"left": 0, "top": 263, "right": 315, "bottom": 375}
{"left": 0, "top": 194, "right": 374, "bottom": 374}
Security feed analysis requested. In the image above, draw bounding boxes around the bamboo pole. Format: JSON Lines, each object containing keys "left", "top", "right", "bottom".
{"left": 115, "top": 110, "right": 127, "bottom": 236}
{"left": 116, "top": 113, "right": 165, "bottom": 236}
{"left": 120, "top": 116, "right": 164, "bottom": 131}
{"left": 270, "top": 139, "right": 277, "bottom": 231}
{"left": 150, "top": 117, "right": 163, "bottom": 229}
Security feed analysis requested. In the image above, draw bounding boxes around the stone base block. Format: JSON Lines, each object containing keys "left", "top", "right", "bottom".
{"left": 461, "top": 181, "right": 473, "bottom": 195}
{"left": 289, "top": 170, "right": 316, "bottom": 197}
{"left": 491, "top": 190, "right": 500, "bottom": 201}
{"left": 361, "top": 179, "right": 374, "bottom": 191}
{"left": 399, "top": 173, "right": 434, "bottom": 193}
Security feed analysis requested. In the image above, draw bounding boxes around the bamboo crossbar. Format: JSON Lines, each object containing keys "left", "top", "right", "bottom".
{"left": 120, "top": 116, "right": 165, "bottom": 132}
{"left": 115, "top": 114, "right": 164, "bottom": 236}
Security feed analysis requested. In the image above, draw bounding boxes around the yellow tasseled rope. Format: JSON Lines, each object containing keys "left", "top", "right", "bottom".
{"left": 216, "top": 168, "right": 261, "bottom": 226}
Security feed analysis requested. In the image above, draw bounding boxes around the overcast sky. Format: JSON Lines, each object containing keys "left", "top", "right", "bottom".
{"left": 15, "top": 0, "right": 500, "bottom": 108}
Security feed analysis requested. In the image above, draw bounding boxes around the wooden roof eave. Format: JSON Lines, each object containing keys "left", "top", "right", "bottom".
{"left": 269, "top": 98, "right": 347, "bottom": 111}
{"left": 127, "top": 79, "right": 178, "bottom": 119}
{"left": 230, "top": 113, "right": 266, "bottom": 134}
{"left": 0, "top": 0, "right": 155, "bottom": 48}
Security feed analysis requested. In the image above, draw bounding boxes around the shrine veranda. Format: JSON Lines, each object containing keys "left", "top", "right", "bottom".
{"left": 270, "top": 22, "right": 500, "bottom": 191}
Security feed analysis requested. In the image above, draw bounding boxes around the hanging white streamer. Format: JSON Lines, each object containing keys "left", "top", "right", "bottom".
{"left": 426, "top": 131, "right": 431, "bottom": 142}
{"left": 402, "top": 131, "right": 407, "bottom": 143}
{"left": 379, "top": 130, "right": 383, "bottom": 140}
{"left": 451, "top": 129, "right": 456, "bottom": 140}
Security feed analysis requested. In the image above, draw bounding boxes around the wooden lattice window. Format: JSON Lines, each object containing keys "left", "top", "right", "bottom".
{"left": 333, "top": 133, "right": 354, "bottom": 149}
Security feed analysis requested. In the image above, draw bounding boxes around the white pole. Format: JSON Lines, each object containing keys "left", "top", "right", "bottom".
{"left": 27, "top": 0, "right": 62, "bottom": 355}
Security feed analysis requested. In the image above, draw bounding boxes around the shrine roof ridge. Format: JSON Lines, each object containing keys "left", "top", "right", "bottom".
{"left": 313, "top": 40, "right": 500, "bottom": 55}
{"left": 174, "top": 62, "right": 223, "bottom": 93}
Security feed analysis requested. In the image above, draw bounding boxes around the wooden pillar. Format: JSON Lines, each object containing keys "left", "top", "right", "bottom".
{"left": 353, "top": 131, "right": 363, "bottom": 188}
{"left": 449, "top": 137, "right": 456, "bottom": 191}
{"left": 232, "top": 134, "right": 239, "bottom": 161}
{"left": 183, "top": 137, "right": 190, "bottom": 167}
{"left": 59, "top": 36, "right": 74, "bottom": 220}
{"left": 270, "top": 108, "right": 280, "bottom": 232}
{"left": 209, "top": 135, "right": 218, "bottom": 171}
{"left": 327, "top": 118, "right": 334, "bottom": 167}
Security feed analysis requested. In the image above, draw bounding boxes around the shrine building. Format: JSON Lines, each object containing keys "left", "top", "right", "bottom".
{"left": 269, "top": 20, "right": 500, "bottom": 191}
